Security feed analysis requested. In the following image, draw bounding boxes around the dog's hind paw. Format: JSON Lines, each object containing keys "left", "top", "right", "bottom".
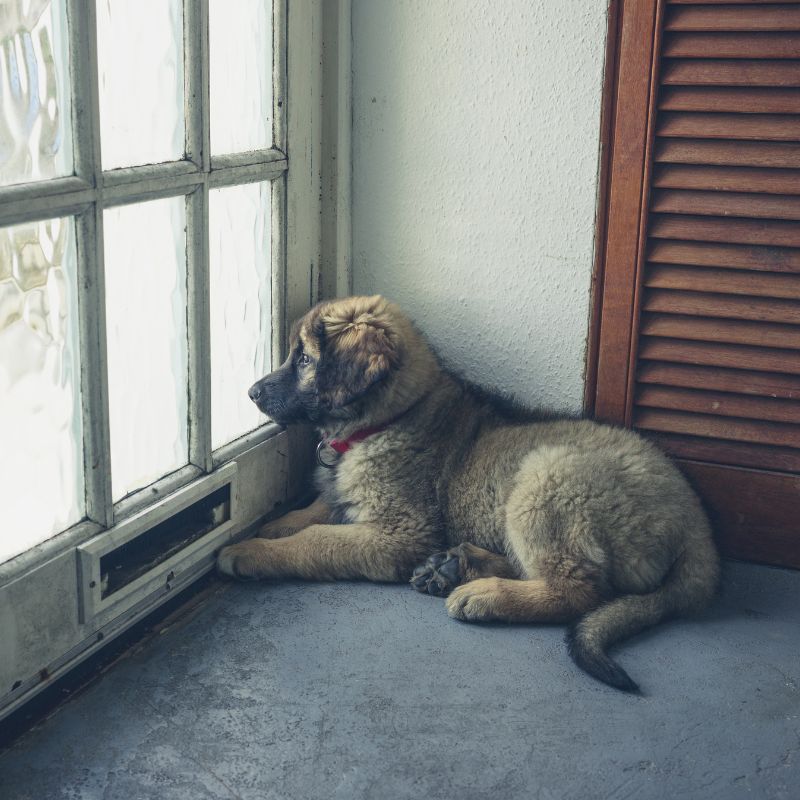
{"left": 410, "top": 542, "right": 517, "bottom": 597}
{"left": 410, "top": 550, "right": 462, "bottom": 597}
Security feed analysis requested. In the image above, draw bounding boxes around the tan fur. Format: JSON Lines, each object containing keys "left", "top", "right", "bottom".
{"left": 447, "top": 542, "right": 518, "bottom": 583}
{"left": 446, "top": 576, "right": 602, "bottom": 624}
{"left": 218, "top": 522, "right": 411, "bottom": 582}
{"left": 218, "top": 296, "right": 720, "bottom": 691}
{"left": 256, "top": 496, "right": 330, "bottom": 540}
{"left": 298, "top": 321, "right": 321, "bottom": 360}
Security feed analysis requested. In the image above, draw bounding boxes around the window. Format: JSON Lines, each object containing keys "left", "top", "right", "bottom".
{"left": 0, "top": 0, "right": 322, "bottom": 718}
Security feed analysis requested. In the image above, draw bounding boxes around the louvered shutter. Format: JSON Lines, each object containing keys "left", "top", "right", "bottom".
{"left": 592, "top": 0, "right": 800, "bottom": 567}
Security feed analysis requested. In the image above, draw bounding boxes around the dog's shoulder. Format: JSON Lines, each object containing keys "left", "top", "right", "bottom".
{"left": 444, "top": 369, "right": 582, "bottom": 427}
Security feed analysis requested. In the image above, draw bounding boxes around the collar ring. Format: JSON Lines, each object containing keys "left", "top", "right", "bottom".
{"left": 316, "top": 439, "right": 341, "bottom": 469}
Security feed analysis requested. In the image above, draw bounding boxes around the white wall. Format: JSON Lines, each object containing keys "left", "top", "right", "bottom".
{"left": 352, "top": 0, "right": 609, "bottom": 412}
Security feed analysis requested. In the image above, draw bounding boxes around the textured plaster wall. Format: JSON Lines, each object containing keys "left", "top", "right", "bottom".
{"left": 352, "top": 0, "right": 609, "bottom": 412}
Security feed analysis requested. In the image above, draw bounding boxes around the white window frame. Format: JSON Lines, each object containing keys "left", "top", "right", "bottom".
{"left": 0, "top": 0, "right": 327, "bottom": 720}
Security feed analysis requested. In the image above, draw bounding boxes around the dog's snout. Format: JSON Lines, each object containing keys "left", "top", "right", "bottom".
{"left": 248, "top": 383, "right": 262, "bottom": 402}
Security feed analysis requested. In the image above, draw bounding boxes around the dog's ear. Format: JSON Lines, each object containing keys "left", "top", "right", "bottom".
{"left": 314, "top": 296, "right": 400, "bottom": 408}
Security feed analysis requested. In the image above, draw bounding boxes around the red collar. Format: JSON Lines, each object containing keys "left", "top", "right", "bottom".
{"left": 328, "top": 421, "right": 393, "bottom": 454}
{"left": 321, "top": 401, "right": 423, "bottom": 461}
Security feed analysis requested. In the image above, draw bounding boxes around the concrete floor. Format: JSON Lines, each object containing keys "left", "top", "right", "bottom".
{"left": 0, "top": 561, "right": 798, "bottom": 800}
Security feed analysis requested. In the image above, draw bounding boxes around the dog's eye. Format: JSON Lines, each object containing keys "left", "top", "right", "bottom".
{"left": 298, "top": 352, "right": 311, "bottom": 366}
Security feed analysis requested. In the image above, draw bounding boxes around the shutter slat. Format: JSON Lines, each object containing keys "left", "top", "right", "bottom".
{"left": 641, "top": 313, "right": 800, "bottom": 349}
{"left": 663, "top": 32, "right": 800, "bottom": 58}
{"left": 655, "top": 138, "right": 800, "bottom": 167}
{"left": 645, "top": 265, "right": 800, "bottom": 298}
{"left": 651, "top": 188, "right": 800, "bottom": 219}
{"left": 638, "top": 362, "right": 800, "bottom": 399}
{"left": 647, "top": 432, "right": 800, "bottom": 474}
{"left": 648, "top": 240, "right": 800, "bottom": 272}
{"left": 635, "top": 408, "right": 800, "bottom": 448}
{"left": 652, "top": 164, "right": 800, "bottom": 195}
{"left": 662, "top": 59, "right": 800, "bottom": 87}
{"left": 665, "top": 5, "right": 800, "bottom": 32}
{"left": 660, "top": 86, "right": 800, "bottom": 114}
{"left": 638, "top": 337, "right": 800, "bottom": 373}
{"left": 669, "top": 1, "right": 800, "bottom": 5}
{"left": 636, "top": 385, "right": 800, "bottom": 423}
{"left": 650, "top": 214, "right": 800, "bottom": 248}
{"left": 658, "top": 112, "right": 800, "bottom": 141}
{"left": 644, "top": 288, "right": 800, "bottom": 323}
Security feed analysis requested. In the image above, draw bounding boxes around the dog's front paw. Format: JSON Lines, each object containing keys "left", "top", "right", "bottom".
{"left": 256, "top": 519, "right": 299, "bottom": 540}
{"left": 446, "top": 578, "right": 505, "bottom": 621}
{"left": 216, "top": 540, "right": 270, "bottom": 580}
{"left": 410, "top": 550, "right": 463, "bottom": 596}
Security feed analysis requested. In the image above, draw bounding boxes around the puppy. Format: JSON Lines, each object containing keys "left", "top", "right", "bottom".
{"left": 217, "top": 296, "right": 719, "bottom": 692}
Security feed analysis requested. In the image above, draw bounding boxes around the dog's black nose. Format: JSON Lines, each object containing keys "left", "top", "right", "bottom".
{"left": 248, "top": 384, "right": 262, "bottom": 402}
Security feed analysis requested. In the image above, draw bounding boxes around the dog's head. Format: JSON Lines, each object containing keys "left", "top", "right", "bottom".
{"left": 249, "top": 295, "right": 425, "bottom": 427}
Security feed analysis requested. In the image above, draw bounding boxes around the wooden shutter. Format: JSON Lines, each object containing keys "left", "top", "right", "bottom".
{"left": 590, "top": 0, "right": 800, "bottom": 568}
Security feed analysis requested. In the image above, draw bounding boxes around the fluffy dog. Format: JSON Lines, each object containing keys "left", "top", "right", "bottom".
{"left": 217, "top": 295, "right": 719, "bottom": 692}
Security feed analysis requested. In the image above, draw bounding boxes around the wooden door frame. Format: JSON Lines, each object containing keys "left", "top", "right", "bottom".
{"left": 584, "top": 0, "right": 800, "bottom": 569}
{"left": 585, "top": 0, "right": 662, "bottom": 424}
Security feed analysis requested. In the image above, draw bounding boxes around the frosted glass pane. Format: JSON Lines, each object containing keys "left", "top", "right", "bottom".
{"left": 104, "top": 197, "right": 188, "bottom": 501}
{"left": 0, "top": 217, "right": 83, "bottom": 564}
{"left": 96, "top": 0, "right": 184, "bottom": 170}
{"left": 210, "top": 182, "right": 271, "bottom": 449}
{"left": 0, "top": 0, "right": 73, "bottom": 186}
{"left": 209, "top": 0, "right": 272, "bottom": 154}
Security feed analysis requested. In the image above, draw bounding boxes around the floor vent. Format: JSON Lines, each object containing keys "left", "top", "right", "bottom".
{"left": 78, "top": 463, "right": 237, "bottom": 625}
{"left": 100, "top": 483, "right": 231, "bottom": 598}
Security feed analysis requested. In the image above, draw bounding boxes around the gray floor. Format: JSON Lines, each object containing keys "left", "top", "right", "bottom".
{"left": 1, "top": 561, "right": 798, "bottom": 800}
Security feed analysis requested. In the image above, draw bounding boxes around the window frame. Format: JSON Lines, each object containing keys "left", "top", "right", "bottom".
{"left": 1, "top": 0, "right": 286, "bottom": 569}
{"left": 0, "top": 0, "right": 324, "bottom": 719}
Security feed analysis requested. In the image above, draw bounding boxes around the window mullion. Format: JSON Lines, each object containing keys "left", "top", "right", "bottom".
{"left": 187, "top": 184, "right": 213, "bottom": 472}
{"left": 75, "top": 208, "right": 113, "bottom": 527}
{"left": 274, "top": 0, "right": 288, "bottom": 155}
{"left": 185, "top": 0, "right": 210, "bottom": 170}
{"left": 69, "top": 0, "right": 113, "bottom": 527}
{"left": 103, "top": 169, "right": 205, "bottom": 208}
{"left": 186, "top": 0, "right": 213, "bottom": 471}
{"left": 0, "top": 179, "right": 93, "bottom": 227}
{"left": 67, "top": 0, "right": 101, "bottom": 182}
{"left": 273, "top": 1, "right": 288, "bottom": 361}
{"left": 272, "top": 176, "right": 287, "bottom": 366}
{"left": 207, "top": 154, "right": 288, "bottom": 188}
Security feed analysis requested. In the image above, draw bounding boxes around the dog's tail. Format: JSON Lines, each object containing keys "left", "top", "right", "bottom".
{"left": 566, "top": 533, "right": 719, "bottom": 693}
